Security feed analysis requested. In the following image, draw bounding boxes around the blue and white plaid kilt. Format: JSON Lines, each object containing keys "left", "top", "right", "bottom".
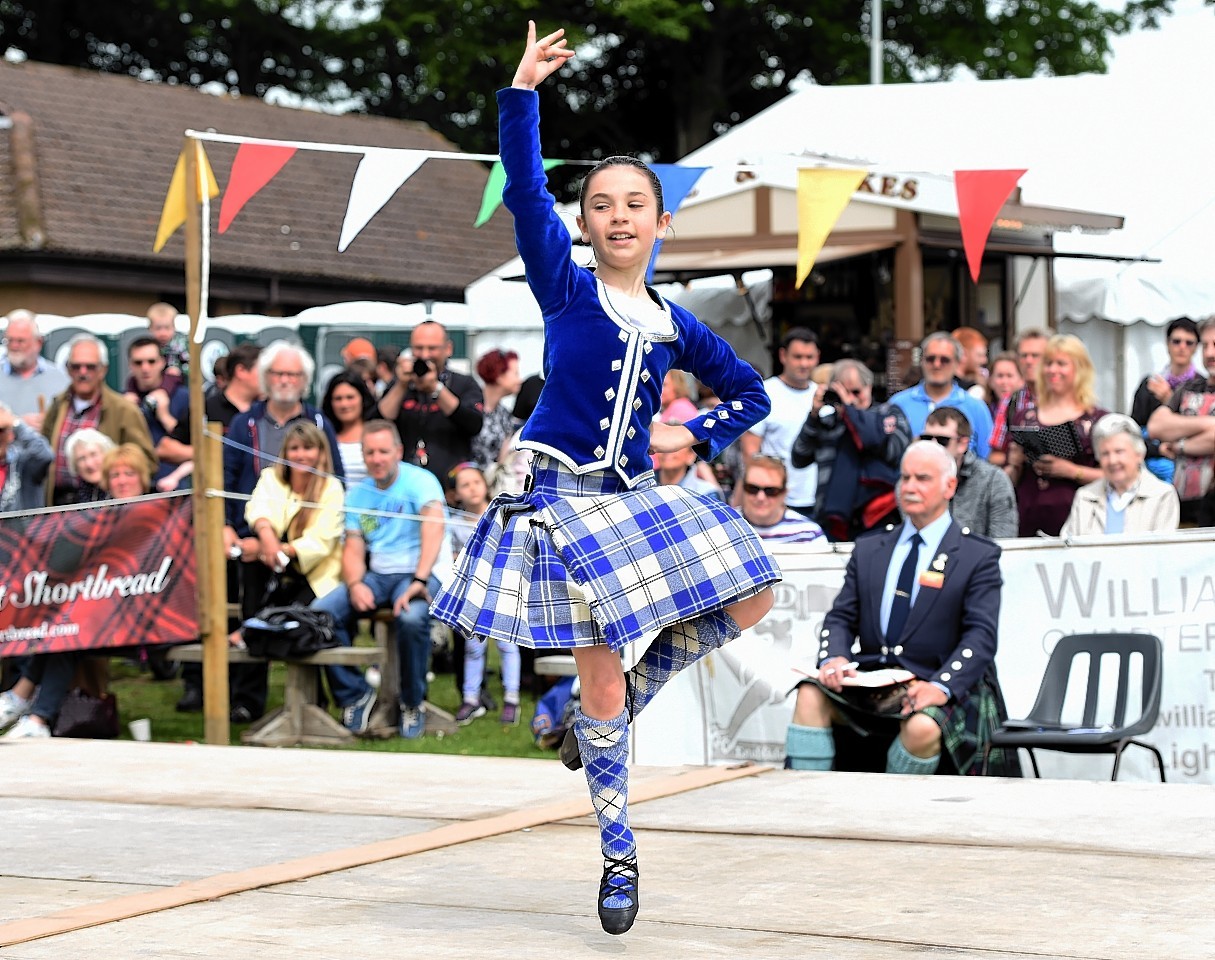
{"left": 431, "top": 456, "right": 781, "bottom": 651}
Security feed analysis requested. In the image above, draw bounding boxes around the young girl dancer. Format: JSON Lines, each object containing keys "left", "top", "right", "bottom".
{"left": 432, "top": 23, "right": 780, "bottom": 935}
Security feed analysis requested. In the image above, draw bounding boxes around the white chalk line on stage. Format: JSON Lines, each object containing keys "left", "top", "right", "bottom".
{"left": 0, "top": 762, "right": 770, "bottom": 947}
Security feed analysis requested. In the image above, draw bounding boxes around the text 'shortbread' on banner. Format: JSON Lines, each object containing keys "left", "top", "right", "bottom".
{"left": 632, "top": 531, "right": 1215, "bottom": 784}
{"left": 0, "top": 494, "right": 197, "bottom": 657}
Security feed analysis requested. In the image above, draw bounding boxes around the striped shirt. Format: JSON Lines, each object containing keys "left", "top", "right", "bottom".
{"left": 748, "top": 508, "right": 829, "bottom": 547}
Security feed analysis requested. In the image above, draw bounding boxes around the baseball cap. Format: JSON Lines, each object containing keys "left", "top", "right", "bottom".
{"left": 341, "top": 337, "right": 376, "bottom": 363}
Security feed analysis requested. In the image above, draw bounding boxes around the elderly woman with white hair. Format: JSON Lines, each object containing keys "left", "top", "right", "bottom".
{"left": 1061, "top": 413, "right": 1180, "bottom": 537}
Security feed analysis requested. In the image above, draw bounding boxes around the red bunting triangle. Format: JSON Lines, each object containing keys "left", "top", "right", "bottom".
{"left": 218, "top": 143, "right": 298, "bottom": 233}
{"left": 954, "top": 169, "right": 1027, "bottom": 283}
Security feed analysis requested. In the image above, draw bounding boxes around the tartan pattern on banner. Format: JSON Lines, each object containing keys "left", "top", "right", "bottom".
{"left": 432, "top": 457, "right": 780, "bottom": 651}
{"left": 0, "top": 495, "right": 198, "bottom": 657}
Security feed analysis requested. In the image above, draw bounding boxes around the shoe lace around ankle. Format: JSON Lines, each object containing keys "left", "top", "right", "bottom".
{"left": 601, "top": 854, "right": 639, "bottom": 893}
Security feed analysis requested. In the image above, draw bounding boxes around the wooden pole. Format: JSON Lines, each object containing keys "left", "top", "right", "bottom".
{"left": 183, "top": 138, "right": 230, "bottom": 745}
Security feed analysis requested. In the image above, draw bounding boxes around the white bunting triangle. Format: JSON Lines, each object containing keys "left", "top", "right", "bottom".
{"left": 338, "top": 148, "right": 429, "bottom": 253}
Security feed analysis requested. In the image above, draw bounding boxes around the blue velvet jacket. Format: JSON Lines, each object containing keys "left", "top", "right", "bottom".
{"left": 498, "top": 88, "right": 769, "bottom": 487}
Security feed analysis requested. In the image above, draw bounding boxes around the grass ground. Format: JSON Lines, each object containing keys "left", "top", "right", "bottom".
{"left": 107, "top": 642, "right": 556, "bottom": 760}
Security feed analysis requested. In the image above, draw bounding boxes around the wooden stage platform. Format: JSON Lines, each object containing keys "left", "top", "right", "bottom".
{"left": 0, "top": 739, "right": 1208, "bottom": 958}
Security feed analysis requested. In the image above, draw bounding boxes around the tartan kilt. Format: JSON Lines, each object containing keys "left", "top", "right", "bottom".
{"left": 431, "top": 456, "right": 781, "bottom": 651}
{"left": 827, "top": 668, "right": 1022, "bottom": 777}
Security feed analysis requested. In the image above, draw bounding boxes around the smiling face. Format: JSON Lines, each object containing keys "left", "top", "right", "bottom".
{"left": 1043, "top": 352, "right": 1076, "bottom": 399}
{"left": 1097, "top": 431, "right": 1143, "bottom": 493}
{"left": 328, "top": 382, "right": 364, "bottom": 428}
{"left": 740, "top": 463, "right": 788, "bottom": 528}
{"left": 73, "top": 444, "right": 106, "bottom": 485}
{"left": 577, "top": 165, "right": 671, "bottom": 277}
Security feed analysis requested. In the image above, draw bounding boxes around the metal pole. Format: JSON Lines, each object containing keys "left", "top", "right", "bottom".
{"left": 870, "top": 0, "right": 883, "bottom": 85}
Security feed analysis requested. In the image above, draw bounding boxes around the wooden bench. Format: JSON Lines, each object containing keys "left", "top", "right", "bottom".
{"left": 168, "top": 610, "right": 456, "bottom": 746}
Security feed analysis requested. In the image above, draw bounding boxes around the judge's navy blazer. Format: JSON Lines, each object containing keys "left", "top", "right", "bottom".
{"left": 817, "top": 520, "right": 1002, "bottom": 700}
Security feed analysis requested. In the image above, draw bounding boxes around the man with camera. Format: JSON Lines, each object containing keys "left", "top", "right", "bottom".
{"left": 375, "top": 320, "right": 484, "bottom": 489}
{"left": 125, "top": 336, "right": 190, "bottom": 488}
{"left": 790, "top": 358, "right": 910, "bottom": 541}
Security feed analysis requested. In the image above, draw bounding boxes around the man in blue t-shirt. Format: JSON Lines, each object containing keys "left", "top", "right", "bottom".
{"left": 889, "top": 332, "right": 994, "bottom": 458}
{"left": 312, "top": 419, "right": 446, "bottom": 739}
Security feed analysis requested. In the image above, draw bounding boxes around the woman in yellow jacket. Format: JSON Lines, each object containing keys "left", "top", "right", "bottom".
{"left": 244, "top": 421, "right": 344, "bottom": 609}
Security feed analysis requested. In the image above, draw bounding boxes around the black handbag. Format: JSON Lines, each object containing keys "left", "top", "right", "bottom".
{"left": 53, "top": 688, "right": 120, "bottom": 739}
{"left": 241, "top": 605, "right": 340, "bottom": 659}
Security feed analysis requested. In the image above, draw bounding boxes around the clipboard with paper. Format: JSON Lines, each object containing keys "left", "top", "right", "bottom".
{"left": 792, "top": 663, "right": 917, "bottom": 718}
{"left": 1010, "top": 421, "right": 1083, "bottom": 463}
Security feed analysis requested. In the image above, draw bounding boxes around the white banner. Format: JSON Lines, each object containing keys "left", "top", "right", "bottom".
{"left": 631, "top": 529, "right": 1215, "bottom": 783}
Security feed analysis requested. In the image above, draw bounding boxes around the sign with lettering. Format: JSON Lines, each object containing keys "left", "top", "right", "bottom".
{"left": 632, "top": 533, "right": 1215, "bottom": 783}
{"left": 0, "top": 494, "right": 198, "bottom": 656}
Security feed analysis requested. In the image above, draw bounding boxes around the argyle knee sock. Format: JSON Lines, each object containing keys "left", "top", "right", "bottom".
{"left": 886, "top": 735, "right": 940, "bottom": 775}
{"left": 574, "top": 705, "right": 636, "bottom": 907}
{"left": 785, "top": 723, "right": 835, "bottom": 770}
{"left": 625, "top": 610, "right": 741, "bottom": 719}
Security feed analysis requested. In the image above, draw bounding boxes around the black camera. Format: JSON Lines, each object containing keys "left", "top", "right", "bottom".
{"left": 817, "top": 388, "right": 841, "bottom": 428}
{"left": 412, "top": 357, "right": 431, "bottom": 378}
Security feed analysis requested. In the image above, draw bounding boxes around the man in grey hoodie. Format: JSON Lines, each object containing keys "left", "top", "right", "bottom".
{"left": 921, "top": 407, "right": 1017, "bottom": 539}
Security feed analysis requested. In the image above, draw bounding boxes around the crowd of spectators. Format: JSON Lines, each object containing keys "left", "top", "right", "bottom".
{"left": 0, "top": 300, "right": 1207, "bottom": 745}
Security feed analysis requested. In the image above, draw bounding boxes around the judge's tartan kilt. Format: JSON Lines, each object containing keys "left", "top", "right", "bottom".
{"left": 431, "top": 456, "right": 781, "bottom": 651}
{"left": 825, "top": 668, "right": 1023, "bottom": 777}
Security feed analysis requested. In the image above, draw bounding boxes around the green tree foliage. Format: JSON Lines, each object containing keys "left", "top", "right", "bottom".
{"left": 0, "top": 0, "right": 1176, "bottom": 163}
{"left": 0, "top": 0, "right": 342, "bottom": 99}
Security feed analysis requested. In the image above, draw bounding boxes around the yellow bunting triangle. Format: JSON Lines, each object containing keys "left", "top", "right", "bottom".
{"left": 795, "top": 168, "right": 868, "bottom": 288}
{"left": 153, "top": 143, "right": 220, "bottom": 253}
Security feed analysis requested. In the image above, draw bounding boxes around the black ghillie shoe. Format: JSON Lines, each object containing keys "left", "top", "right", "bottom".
{"left": 559, "top": 726, "right": 582, "bottom": 770}
{"left": 597, "top": 854, "right": 639, "bottom": 935}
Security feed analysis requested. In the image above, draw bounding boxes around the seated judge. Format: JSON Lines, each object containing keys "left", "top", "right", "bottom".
{"left": 785, "top": 440, "right": 1012, "bottom": 776}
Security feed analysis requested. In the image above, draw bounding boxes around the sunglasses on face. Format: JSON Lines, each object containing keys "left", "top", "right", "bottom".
{"left": 743, "top": 482, "right": 785, "bottom": 497}
{"left": 922, "top": 355, "right": 955, "bottom": 366}
{"left": 919, "top": 433, "right": 955, "bottom": 446}
{"left": 69, "top": 362, "right": 100, "bottom": 373}
{"left": 1170, "top": 337, "right": 1197, "bottom": 347}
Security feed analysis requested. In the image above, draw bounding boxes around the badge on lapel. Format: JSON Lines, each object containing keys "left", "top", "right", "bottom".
{"left": 919, "top": 552, "right": 948, "bottom": 589}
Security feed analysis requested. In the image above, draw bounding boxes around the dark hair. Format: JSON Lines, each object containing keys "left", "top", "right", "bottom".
{"left": 579, "top": 156, "right": 664, "bottom": 217}
{"left": 127, "top": 336, "right": 160, "bottom": 357}
{"left": 513, "top": 374, "right": 544, "bottom": 423}
{"left": 780, "top": 327, "right": 818, "bottom": 350}
{"left": 376, "top": 344, "right": 400, "bottom": 368}
{"left": 211, "top": 355, "right": 230, "bottom": 381}
{"left": 1166, "top": 316, "right": 1199, "bottom": 341}
{"left": 227, "top": 342, "right": 262, "bottom": 374}
{"left": 924, "top": 405, "right": 972, "bottom": 438}
{"left": 321, "top": 370, "right": 376, "bottom": 426}
{"left": 476, "top": 348, "right": 519, "bottom": 386}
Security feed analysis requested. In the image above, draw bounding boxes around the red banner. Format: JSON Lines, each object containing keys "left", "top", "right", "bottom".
{"left": 0, "top": 495, "right": 198, "bottom": 657}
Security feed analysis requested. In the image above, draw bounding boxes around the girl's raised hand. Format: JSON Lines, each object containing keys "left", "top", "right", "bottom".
{"left": 512, "top": 21, "right": 574, "bottom": 89}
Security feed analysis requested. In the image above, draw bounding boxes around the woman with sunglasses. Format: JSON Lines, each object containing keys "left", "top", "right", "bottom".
{"left": 1129, "top": 317, "right": 1200, "bottom": 484}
